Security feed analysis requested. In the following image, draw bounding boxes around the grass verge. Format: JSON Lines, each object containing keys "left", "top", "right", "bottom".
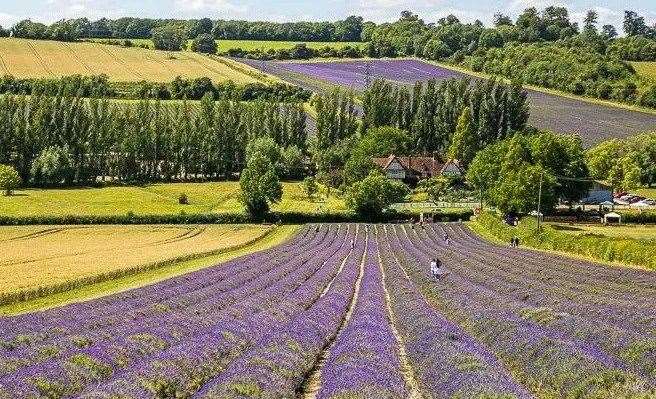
{"left": 0, "top": 224, "right": 300, "bottom": 315}
{"left": 467, "top": 212, "right": 656, "bottom": 271}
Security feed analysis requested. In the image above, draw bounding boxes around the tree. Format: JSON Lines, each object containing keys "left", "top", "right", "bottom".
{"left": 281, "top": 145, "right": 303, "bottom": 179}
{"left": 583, "top": 10, "right": 598, "bottom": 36}
{"left": 240, "top": 152, "right": 283, "bottom": 218}
{"left": 346, "top": 171, "right": 409, "bottom": 218}
{"left": 421, "top": 176, "right": 448, "bottom": 205}
{"left": 151, "top": 25, "right": 187, "bottom": 51}
{"left": 448, "top": 107, "right": 477, "bottom": 167}
{"left": 303, "top": 176, "right": 319, "bottom": 200}
{"left": 624, "top": 11, "right": 649, "bottom": 37}
{"left": 601, "top": 24, "right": 618, "bottom": 39}
{"left": 494, "top": 13, "right": 513, "bottom": 27}
{"left": 30, "top": 145, "right": 75, "bottom": 186}
{"left": 190, "top": 33, "right": 217, "bottom": 54}
{"left": 479, "top": 29, "right": 504, "bottom": 49}
{"left": 0, "top": 165, "right": 21, "bottom": 196}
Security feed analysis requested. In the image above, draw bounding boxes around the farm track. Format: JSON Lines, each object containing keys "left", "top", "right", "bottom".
{"left": 0, "top": 223, "right": 654, "bottom": 398}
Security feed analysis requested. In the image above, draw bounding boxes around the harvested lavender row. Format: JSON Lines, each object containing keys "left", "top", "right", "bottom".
{"left": 315, "top": 234, "right": 410, "bottom": 399}
{"left": 388, "top": 224, "right": 655, "bottom": 396}
{"left": 0, "top": 226, "right": 348, "bottom": 397}
{"left": 78, "top": 225, "right": 358, "bottom": 398}
{"left": 376, "top": 226, "right": 531, "bottom": 399}
{"left": 196, "top": 226, "right": 366, "bottom": 398}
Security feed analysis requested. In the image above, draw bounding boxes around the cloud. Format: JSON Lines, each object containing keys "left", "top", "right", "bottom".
{"left": 39, "top": 0, "right": 126, "bottom": 22}
{"left": 0, "top": 12, "right": 19, "bottom": 27}
{"left": 173, "top": 0, "right": 247, "bottom": 14}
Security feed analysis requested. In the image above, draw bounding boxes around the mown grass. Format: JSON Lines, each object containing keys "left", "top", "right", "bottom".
{"left": 0, "top": 181, "right": 347, "bottom": 217}
{"left": 547, "top": 223, "right": 656, "bottom": 240}
{"left": 469, "top": 212, "right": 656, "bottom": 270}
{"left": 0, "top": 224, "right": 271, "bottom": 299}
{"left": 0, "top": 38, "right": 262, "bottom": 83}
{"left": 0, "top": 224, "right": 299, "bottom": 315}
{"left": 89, "top": 38, "right": 364, "bottom": 52}
{"left": 636, "top": 187, "right": 656, "bottom": 199}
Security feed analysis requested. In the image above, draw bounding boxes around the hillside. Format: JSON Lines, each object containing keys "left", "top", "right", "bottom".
{"left": 0, "top": 38, "right": 263, "bottom": 83}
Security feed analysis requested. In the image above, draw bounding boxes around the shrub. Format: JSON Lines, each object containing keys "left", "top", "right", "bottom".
{"left": 0, "top": 165, "right": 21, "bottom": 196}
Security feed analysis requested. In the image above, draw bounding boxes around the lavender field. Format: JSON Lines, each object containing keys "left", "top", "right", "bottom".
{"left": 0, "top": 223, "right": 654, "bottom": 398}
{"left": 239, "top": 58, "right": 656, "bottom": 146}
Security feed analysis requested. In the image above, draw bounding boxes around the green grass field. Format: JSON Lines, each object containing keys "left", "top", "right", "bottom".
{"left": 548, "top": 223, "right": 656, "bottom": 240}
{"left": 630, "top": 61, "right": 656, "bottom": 80}
{"left": 90, "top": 38, "right": 364, "bottom": 52}
{"left": 0, "top": 38, "right": 263, "bottom": 83}
{"left": 0, "top": 181, "right": 347, "bottom": 217}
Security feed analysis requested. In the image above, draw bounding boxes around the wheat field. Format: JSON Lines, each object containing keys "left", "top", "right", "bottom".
{"left": 0, "top": 38, "right": 262, "bottom": 83}
{"left": 0, "top": 224, "right": 272, "bottom": 296}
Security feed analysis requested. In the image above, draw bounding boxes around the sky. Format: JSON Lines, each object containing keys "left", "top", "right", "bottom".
{"left": 0, "top": 0, "right": 655, "bottom": 33}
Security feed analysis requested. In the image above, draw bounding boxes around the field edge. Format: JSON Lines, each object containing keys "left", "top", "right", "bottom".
{"left": 0, "top": 224, "right": 301, "bottom": 316}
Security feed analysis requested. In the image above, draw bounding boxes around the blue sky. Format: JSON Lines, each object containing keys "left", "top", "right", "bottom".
{"left": 1, "top": 0, "right": 655, "bottom": 32}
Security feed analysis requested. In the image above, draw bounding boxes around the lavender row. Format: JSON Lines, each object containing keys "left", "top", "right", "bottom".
{"left": 388, "top": 224, "right": 655, "bottom": 397}
{"left": 315, "top": 234, "right": 410, "bottom": 399}
{"left": 376, "top": 226, "right": 531, "bottom": 399}
{"left": 77, "top": 224, "right": 359, "bottom": 399}
{"left": 0, "top": 226, "right": 338, "bottom": 384}
{"left": 0, "top": 225, "right": 349, "bottom": 397}
{"left": 0, "top": 226, "right": 319, "bottom": 349}
{"left": 196, "top": 226, "right": 366, "bottom": 398}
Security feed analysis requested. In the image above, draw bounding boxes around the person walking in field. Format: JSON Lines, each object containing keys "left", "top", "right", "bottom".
{"left": 430, "top": 258, "right": 447, "bottom": 279}
{"left": 443, "top": 232, "right": 450, "bottom": 245}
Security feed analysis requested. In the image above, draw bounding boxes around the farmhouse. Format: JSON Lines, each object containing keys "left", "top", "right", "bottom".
{"left": 372, "top": 154, "right": 463, "bottom": 185}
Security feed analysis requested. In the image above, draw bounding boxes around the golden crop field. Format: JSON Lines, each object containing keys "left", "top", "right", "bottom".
{"left": 0, "top": 224, "right": 272, "bottom": 299}
{"left": 0, "top": 38, "right": 262, "bottom": 83}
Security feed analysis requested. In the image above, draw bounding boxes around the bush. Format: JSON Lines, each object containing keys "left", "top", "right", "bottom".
{"left": 0, "top": 165, "right": 21, "bottom": 196}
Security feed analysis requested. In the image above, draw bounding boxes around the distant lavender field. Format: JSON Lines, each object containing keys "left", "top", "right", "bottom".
{"left": 238, "top": 58, "right": 656, "bottom": 146}
{"left": 278, "top": 59, "right": 463, "bottom": 90}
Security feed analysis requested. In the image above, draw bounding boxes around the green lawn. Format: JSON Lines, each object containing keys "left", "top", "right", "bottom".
{"left": 89, "top": 38, "right": 364, "bottom": 52}
{"left": 636, "top": 187, "right": 656, "bottom": 199}
{"left": 0, "top": 182, "right": 347, "bottom": 217}
{"left": 548, "top": 223, "right": 656, "bottom": 240}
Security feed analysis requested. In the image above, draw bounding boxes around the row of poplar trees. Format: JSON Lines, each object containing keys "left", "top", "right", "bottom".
{"left": 0, "top": 94, "right": 306, "bottom": 185}
{"left": 360, "top": 78, "right": 530, "bottom": 162}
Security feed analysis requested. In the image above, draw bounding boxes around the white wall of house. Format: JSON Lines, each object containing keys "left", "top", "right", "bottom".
{"left": 442, "top": 163, "right": 462, "bottom": 177}
{"left": 385, "top": 160, "right": 406, "bottom": 180}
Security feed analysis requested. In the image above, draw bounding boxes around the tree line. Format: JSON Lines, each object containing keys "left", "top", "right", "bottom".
{"left": 4, "top": 16, "right": 368, "bottom": 43}
{"left": 0, "top": 75, "right": 311, "bottom": 102}
{"left": 0, "top": 94, "right": 307, "bottom": 186}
